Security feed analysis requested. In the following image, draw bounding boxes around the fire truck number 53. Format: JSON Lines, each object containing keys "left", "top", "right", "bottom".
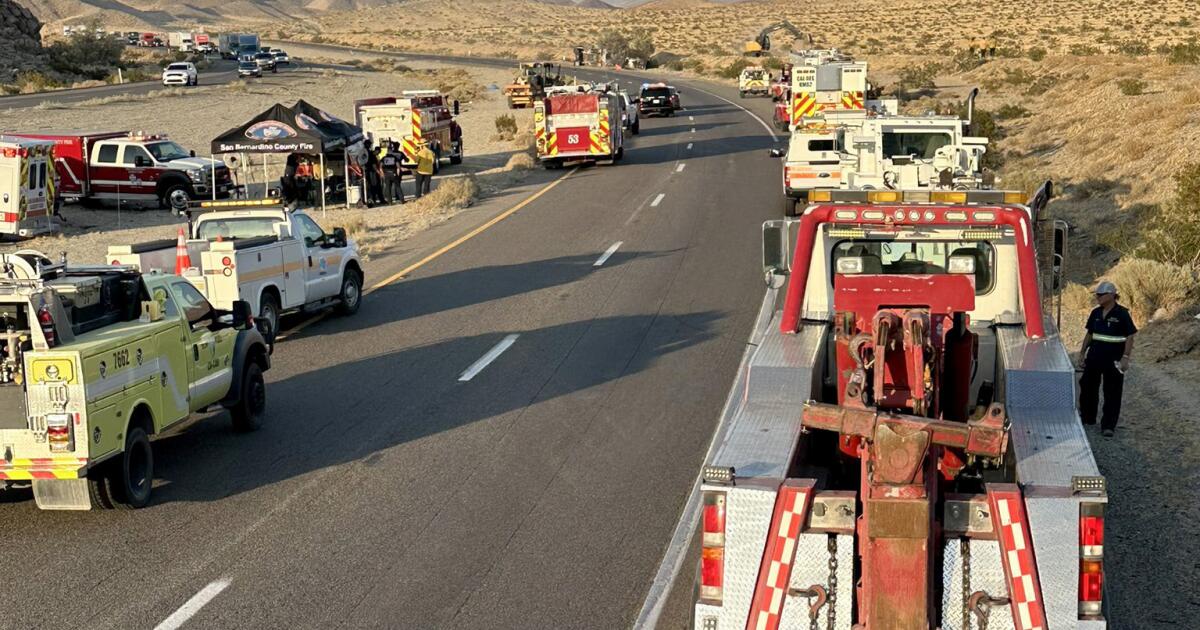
{"left": 568, "top": 134, "right": 580, "bottom": 145}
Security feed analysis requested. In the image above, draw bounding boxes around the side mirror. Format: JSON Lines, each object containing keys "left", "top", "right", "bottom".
{"left": 230, "top": 300, "right": 252, "bottom": 330}
{"left": 329, "top": 227, "right": 348, "bottom": 248}
{"left": 453, "top": 99, "right": 460, "bottom": 115}
{"left": 762, "top": 220, "right": 790, "bottom": 287}
{"left": 190, "top": 150, "right": 196, "bottom": 157}
{"left": 768, "top": 148, "right": 786, "bottom": 158}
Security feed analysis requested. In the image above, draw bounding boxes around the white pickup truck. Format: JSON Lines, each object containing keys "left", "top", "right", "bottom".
{"left": 108, "top": 200, "right": 363, "bottom": 341}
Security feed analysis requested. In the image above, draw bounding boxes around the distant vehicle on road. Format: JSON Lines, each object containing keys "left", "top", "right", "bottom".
{"left": 638, "top": 83, "right": 680, "bottom": 117}
{"left": 161, "top": 62, "right": 198, "bottom": 86}
{"left": 238, "top": 60, "right": 262, "bottom": 78}
{"left": 272, "top": 50, "right": 290, "bottom": 65}
{"left": 254, "top": 51, "right": 278, "bottom": 73}
{"left": 618, "top": 90, "right": 640, "bottom": 135}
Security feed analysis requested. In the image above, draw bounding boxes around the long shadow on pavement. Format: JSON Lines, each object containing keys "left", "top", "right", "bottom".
{"left": 145, "top": 308, "right": 723, "bottom": 505}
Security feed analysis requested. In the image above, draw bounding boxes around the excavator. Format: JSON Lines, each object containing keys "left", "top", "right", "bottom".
{"left": 743, "top": 20, "right": 812, "bottom": 56}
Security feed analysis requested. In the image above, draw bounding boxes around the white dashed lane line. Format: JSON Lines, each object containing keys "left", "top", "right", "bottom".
{"left": 154, "top": 580, "right": 231, "bottom": 630}
{"left": 594, "top": 241, "right": 623, "bottom": 267}
{"left": 676, "top": 163, "right": 686, "bottom": 173}
{"left": 650, "top": 193, "right": 665, "bottom": 207}
{"left": 686, "top": 143, "right": 693, "bottom": 150}
{"left": 458, "top": 334, "right": 520, "bottom": 382}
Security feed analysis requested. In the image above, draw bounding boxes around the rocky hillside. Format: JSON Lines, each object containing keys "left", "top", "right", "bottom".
{"left": 0, "top": 0, "right": 46, "bottom": 81}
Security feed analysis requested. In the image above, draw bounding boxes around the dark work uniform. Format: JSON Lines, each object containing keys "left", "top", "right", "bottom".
{"left": 365, "top": 150, "right": 384, "bottom": 205}
{"left": 1080, "top": 304, "right": 1137, "bottom": 431}
{"left": 381, "top": 151, "right": 404, "bottom": 204}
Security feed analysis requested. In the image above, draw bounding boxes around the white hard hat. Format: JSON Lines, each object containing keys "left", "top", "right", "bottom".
{"left": 1095, "top": 281, "right": 1117, "bottom": 295}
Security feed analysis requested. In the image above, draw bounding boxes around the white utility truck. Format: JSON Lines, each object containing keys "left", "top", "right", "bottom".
{"left": 107, "top": 199, "right": 363, "bottom": 342}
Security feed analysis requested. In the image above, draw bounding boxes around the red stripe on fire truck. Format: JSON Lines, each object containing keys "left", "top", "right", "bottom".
{"left": 745, "top": 481, "right": 815, "bottom": 630}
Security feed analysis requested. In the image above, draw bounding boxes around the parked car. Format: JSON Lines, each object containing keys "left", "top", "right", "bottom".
{"left": 238, "top": 60, "right": 262, "bottom": 78}
{"left": 161, "top": 62, "right": 198, "bottom": 86}
{"left": 254, "top": 52, "right": 277, "bottom": 73}
{"left": 618, "top": 91, "right": 640, "bottom": 135}
{"left": 272, "top": 50, "right": 290, "bottom": 66}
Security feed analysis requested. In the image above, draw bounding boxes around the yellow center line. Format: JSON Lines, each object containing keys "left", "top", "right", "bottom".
{"left": 277, "top": 167, "right": 578, "bottom": 340}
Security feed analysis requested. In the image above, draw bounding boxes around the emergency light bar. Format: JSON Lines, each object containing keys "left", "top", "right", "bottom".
{"left": 195, "top": 199, "right": 281, "bottom": 209}
{"left": 808, "top": 189, "right": 1026, "bottom": 205}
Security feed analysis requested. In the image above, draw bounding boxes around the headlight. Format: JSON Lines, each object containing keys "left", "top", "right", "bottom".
{"left": 187, "top": 169, "right": 206, "bottom": 182}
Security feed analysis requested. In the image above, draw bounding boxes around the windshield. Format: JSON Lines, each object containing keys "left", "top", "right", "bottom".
{"left": 167, "top": 63, "right": 189, "bottom": 71}
{"left": 145, "top": 141, "right": 190, "bottom": 162}
{"left": 255, "top": 53, "right": 271, "bottom": 59}
{"left": 240, "top": 62, "right": 256, "bottom": 69}
{"left": 832, "top": 239, "right": 995, "bottom": 294}
{"left": 196, "top": 217, "right": 283, "bottom": 240}
{"left": 641, "top": 87, "right": 671, "bottom": 98}
{"left": 882, "top": 132, "right": 953, "bottom": 160}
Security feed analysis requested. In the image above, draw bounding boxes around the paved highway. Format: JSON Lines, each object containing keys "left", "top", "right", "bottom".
{"left": 0, "top": 59, "right": 244, "bottom": 111}
{"left": 0, "top": 47, "right": 785, "bottom": 629}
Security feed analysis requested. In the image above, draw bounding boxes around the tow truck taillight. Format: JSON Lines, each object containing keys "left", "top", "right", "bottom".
{"left": 1079, "top": 503, "right": 1105, "bottom": 618}
{"left": 37, "top": 305, "right": 57, "bottom": 347}
{"left": 700, "top": 490, "right": 726, "bottom": 603}
{"left": 46, "top": 413, "right": 74, "bottom": 452}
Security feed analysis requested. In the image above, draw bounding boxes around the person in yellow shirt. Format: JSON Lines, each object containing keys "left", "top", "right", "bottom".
{"left": 414, "top": 140, "right": 436, "bottom": 199}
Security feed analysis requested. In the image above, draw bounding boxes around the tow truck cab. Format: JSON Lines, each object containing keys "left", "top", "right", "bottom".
{"left": 694, "top": 186, "right": 1108, "bottom": 630}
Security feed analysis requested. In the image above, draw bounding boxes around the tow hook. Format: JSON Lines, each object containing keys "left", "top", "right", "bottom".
{"left": 788, "top": 584, "right": 828, "bottom": 620}
{"left": 969, "top": 590, "right": 1011, "bottom": 629}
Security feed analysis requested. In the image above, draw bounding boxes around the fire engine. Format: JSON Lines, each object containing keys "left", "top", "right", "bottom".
{"left": 0, "top": 137, "right": 57, "bottom": 237}
{"left": 355, "top": 91, "right": 464, "bottom": 175}
{"left": 534, "top": 87, "right": 624, "bottom": 169}
{"left": 683, "top": 182, "right": 1108, "bottom": 630}
{"left": 5, "top": 131, "right": 231, "bottom": 210}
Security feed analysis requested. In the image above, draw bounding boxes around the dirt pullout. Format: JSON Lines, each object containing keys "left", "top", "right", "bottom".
{"left": 1, "top": 51, "right": 534, "bottom": 263}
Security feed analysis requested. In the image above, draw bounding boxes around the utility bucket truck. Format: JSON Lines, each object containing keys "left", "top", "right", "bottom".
{"left": 689, "top": 184, "right": 1108, "bottom": 630}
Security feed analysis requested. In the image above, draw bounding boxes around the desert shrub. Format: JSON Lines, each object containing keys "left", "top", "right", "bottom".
{"left": 504, "top": 152, "right": 535, "bottom": 171}
{"left": 1027, "top": 47, "right": 1048, "bottom": 62}
{"left": 950, "top": 48, "right": 986, "bottom": 72}
{"left": 1102, "top": 258, "right": 1199, "bottom": 322}
{"left": 1069, "top": 44, "right": 1101, "bottom": 56}
{"left": 1069, "top": 178, "right": 1119, "bottom": 200}
{"left": 1113, "top": 40, "right": 1150, "bottom": 56}
{"left": 1166, "top": 41, "right": 1200, "bottom": 64}
{"left": 1116, "top": 78, "right": 1146, "bottom": 96}
{"left": 1024, "top": 75, "right": 1057, "bottom": 96}
{"left": 1134, "top": 163, "right": 1200, "bottom": 269}
{"left": 762, "top": 56, "right": 784, "bottom": 71}
{"left": 15, "top": 71, "right": 64, "bottom": 93}
{"left": 425, "top": 175, "right": 479, "bottom": 209}
{"left": 494, "top": 114, "right": 518, "bottom": 136}
{"left": 719, "top": 58, "right": 753, "bottom": 79}
{"left": 665, "top": 59, "right": 685, "bottom": 72}
{"left": 897, "top": 61, "right": 941, "bottom": 97}
{"left": 595, "top": 27, "right": 655, "bottom": 62}
{"left": 995, "top": 103, "right": 1030, "bottom": 120}
{"left": 47, "top": 29, "right": 124, "bottom": 79}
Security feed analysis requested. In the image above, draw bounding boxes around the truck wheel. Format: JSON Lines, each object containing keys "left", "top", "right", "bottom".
{"left": 107, "top": 426, "right": 153, "bottom": 509}
{"left": 784, "top": 197, "right": 800, "bottom": 217}
{"left": 631, "top": 120, "right": 640, "bottom": 135}
{"left": 86, "top": 467, "right": 116, "bottom": 509}
{"left": 258, "top": 293, "right": 280, "bottom": 345}
{"left": 160, "top": 183, "right": 191, "bottom": 212}
{"left": 449, "top": 143, "right": 463, "bottom": 165}
{"left": 231, "top": 362, "right": 266, "bottom": 432}
{"left": 335, "top": 271, "right": 362, "bottom": 315}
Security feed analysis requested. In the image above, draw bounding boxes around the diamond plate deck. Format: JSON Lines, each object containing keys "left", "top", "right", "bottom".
{"left": 695, "top": 482, "right": 779, "bottom": 629}
{"left": 942, "top": 538, "right": 1016, "bottom": 630}
{"left": 709, "top": 318, "right": 825, "bottom": 479}
{"left": 780, "top": 533, "right": 854, "bottom": 630}
{"left": 996, "top": 325, "right": 1099, "bottom": 488}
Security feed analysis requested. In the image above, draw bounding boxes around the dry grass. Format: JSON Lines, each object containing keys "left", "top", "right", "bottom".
{"left": 1102, "top": 258, "right": 1200, "bottom": 323}
{"left": 503, "top": 152, "right": 535, "bottom": 171}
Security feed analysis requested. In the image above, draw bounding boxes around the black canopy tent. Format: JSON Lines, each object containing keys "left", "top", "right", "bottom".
{"left": 209, "top": 101, "right": 367, "bottom": 214}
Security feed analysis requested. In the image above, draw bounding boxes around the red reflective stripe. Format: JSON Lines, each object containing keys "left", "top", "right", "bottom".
{"left": 988, "top": 484, "right": 1047, "bottom": 630}
{"left": 745, "top": 480, "right": 815, "bottom": 630}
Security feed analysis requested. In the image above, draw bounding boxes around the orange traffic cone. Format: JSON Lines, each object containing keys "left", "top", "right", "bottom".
{"left": 174, "top": 227, "right": 191, "bottom": 274}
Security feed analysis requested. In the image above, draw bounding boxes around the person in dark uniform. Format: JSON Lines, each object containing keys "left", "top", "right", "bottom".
{"left": 1078, "top": 281, "right": 1137, "bottom": 437}
{"left": 380, "top": 141, "right": 404, "bottom": 204}
{"left": 364, "top": 141, "right": 385, "bottom": 207}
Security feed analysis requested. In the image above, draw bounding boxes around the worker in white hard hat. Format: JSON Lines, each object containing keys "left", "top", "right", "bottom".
{"left": 1078, "top": 280, "right": 1137, "bottom": 437}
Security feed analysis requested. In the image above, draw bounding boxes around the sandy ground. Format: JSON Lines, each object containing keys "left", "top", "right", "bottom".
{"left": 0, "top": 44, "right": 536, "bottom": 262}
